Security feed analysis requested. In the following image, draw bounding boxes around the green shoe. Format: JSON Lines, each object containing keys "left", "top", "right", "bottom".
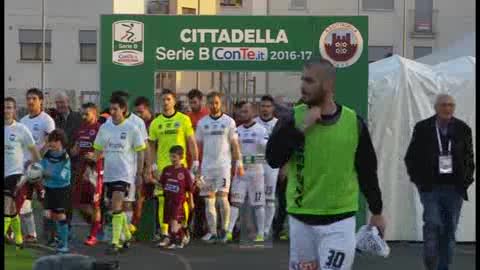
{"left": 254, "top": 235, "right": 264, "bottom": 242}
{"left": 279, "top": 231, "right": 289, "bottom": 240}
{"left": 122, "top": 239, "right": 132, "bottom": 249}
{"left": 15, "top": 243, "right": 24, "bottom": 250}
{"left": 106, "top": 244, "right": 122, "bottom": 255}
{"left": 226, "top": 232, "right": 233, "bottom": 241}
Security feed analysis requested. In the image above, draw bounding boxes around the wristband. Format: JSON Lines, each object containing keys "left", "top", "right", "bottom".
{"left": 235, "top": 160, "right": 244, "bottom": 169}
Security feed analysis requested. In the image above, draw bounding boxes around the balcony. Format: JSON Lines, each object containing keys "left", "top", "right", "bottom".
{"left": 220, "top": 0, "right": 242, "bottom": 8}
{"left": 409, "top": 9, "right": 439, "bottom": 39}
{"left": 146, "top": 0, "right": 169, "bottom": 15}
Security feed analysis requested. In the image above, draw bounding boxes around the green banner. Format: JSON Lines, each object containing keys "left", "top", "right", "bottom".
{"left": 100, "top": 15, "right": 369, "bottom": 232}
{"left": 101, "top": 15, "right": 368, "bottom": 110}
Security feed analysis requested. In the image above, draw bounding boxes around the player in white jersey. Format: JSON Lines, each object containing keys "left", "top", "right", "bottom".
{"left": 19, "top": 88, "right": 56, "bottom": 243}
{"left": 93, "top": 95, "right": 146, "bottom": 254}
{"left": 107, "top": 91, "right": 150, "bottom": 233}
{"left": 4, "top": 97, "right": 42, "bottom": 249}
{"left": 195, "top": 91, "right": 244, "bottom": 244}
{"left": 226, "top": 101, "right": 269, "bottom": 243}
{"left": 254, "top": 95, "right": 279, "bottom": 239}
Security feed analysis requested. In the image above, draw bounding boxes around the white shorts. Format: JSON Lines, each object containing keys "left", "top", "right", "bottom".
{"left": 199, "top": 167, "right": 231, "bottom": 196}
{"left": 230, "top": 165, "right": 265, "bottom": 207}
{"left": 289, "top": 215, "right": 356, "bottom": 270}
{"left": 263, "top": 164, "right": 279, "bottom": 201}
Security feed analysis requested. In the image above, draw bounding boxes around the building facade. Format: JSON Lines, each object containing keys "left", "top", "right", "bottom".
{"left": 5, "top": 0, "right": 115, "bottom": 110}
{"left": 4, "top": 0, "right": 475, "bottom": 110}
{"left": 216, "top": 0, "right": 475, "bottom": 100}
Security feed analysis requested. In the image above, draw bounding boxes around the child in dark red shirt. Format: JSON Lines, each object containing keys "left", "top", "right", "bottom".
{"left": 157, "top": 145, "right": 195, "bottom": 249}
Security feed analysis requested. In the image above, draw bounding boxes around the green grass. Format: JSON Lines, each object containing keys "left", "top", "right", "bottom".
{"left": 4, "top": 245, "right": 37, "bottom": 270}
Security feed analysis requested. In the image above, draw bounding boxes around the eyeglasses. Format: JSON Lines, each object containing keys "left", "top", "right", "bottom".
{"left": 439, "top": 103, "right": 455, "bottom": 107}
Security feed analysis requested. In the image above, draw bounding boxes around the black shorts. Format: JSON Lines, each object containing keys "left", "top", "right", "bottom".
{"left": 104, "top": 181, "right": 130, "bottom": 200}
{"left": 4, "top": 174, "right": 22, "bottom": 197}
{"left": 44, "top": 186, "right": 71, "bottom": 213}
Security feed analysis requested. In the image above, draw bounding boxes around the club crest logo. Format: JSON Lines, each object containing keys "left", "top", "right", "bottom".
{"left": 112, "top": 20, "right": 144, "bottom": 66}
{"left": 319, "top": 22, "right": 363, "bottom": 68}
{"left": 120, "top": 132, "right": 127, "bottom": 140}
{"left": 9, "top": 134, "right": 16, "bottom": 141}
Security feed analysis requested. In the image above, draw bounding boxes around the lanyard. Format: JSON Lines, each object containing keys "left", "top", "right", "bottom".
{"left": 435, "top": 123, "right": 451, "bottom": 154}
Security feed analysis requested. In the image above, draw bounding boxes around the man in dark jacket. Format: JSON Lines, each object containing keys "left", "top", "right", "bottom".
{"left": 54, "top": 92, "right": 82, "bottom": 149}
{"left": 404, "top": 94, "right": 475, "bottom": 270}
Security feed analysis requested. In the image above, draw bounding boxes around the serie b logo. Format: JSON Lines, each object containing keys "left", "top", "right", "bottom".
{"left": 112, "top": 20, "right": 144, "bottom": 66}
{"left": 319, "top": 22, "right": 363, "bottom": 68}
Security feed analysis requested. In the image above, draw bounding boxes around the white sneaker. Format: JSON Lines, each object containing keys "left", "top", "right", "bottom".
{"left": 165, "top": 242, "right": 177, "bottom": 249}
{"left": 156, "top": 236, "right": 170, "bottom": 248}
{"left": 201, "top": 233, "right": 217, "bottom": 244}
{"left": 166, "top": 242, "right": 184, "bottom": 249}
{"left": 182, "top": 233, "right": 190, "bottom": 246}
{"left": 201, "top": 233, "right": 212, "bottom": 241}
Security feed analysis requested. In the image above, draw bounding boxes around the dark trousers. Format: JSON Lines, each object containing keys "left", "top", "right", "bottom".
{"left": 272, "top": 177, "right": 287, "bottom": 239}
{"left": 419, "top": 185, "right": 463, "bottom": 270}
{"left": 192, "top": 192, "right": 206, "bottom": 238}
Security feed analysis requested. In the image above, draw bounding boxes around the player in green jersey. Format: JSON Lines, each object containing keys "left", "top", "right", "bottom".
{"left": 266, "top": 57, "right": 386, "bottom": 270}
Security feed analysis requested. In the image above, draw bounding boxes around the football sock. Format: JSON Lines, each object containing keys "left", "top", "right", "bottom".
{"left": 217, "top": 196, "right": 231, "bottom": 231}
{"left": 21, "top": 211, "right": 36, "bottom": 237}
{"left": 4, "top": 215, "right": 12, "bottom": 236}
{"left": 264, "top": 201, "right": 276, "bottom": 236}
{"left": 205, "top": 197, "right": 217, "bottom": 235}
{"left": 111, "top": 211, "right": 123, "bottom": 247}
{"left": 56, "top": 220, "right": 69, "bottom": 249}
{"left": 157, "top": 196, "right": 169, "bottom": 235}
{"left": 90, "top": 221, "right": 101, "bottom": 238}
{"left": 122, "top": 212, "right": 132, "bottom": 241}
{"left": 254, "top": 207, "right": 265, "bottom": 238}
{"left": 11, "top": 215, "right": 23, "bottom": 244}
{"left": 227, "top": 206, "right": 239, "bottom": 233}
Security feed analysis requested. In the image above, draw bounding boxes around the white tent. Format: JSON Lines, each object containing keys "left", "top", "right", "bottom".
{"left": 368, "top": 55, "right": 476, "bottom": 242}
{"left": 416, "top": 32, "right": 475, "bottom": 65}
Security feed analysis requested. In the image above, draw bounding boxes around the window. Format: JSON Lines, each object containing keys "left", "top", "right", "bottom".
{"left": 290, "top": 0, "right": 307, "bottom": 10}
{"left": 362, "top": 0, "right": 394, "bottom": 10}
{"left": 220, "top": 0, "right": 242, "bottom": 7}
{"left": 181, "top": 7, "right": 197, "bottom": 15}
{"left": 155, "top": 72, "right": 176, "bottom": 90}
{"left": 19, "top": 29, "right": 52, "bottom": 61}
{"left": 79, "top": 30, "right": 97, "bottom": 62}
{"left": 368, "top": 46, "right": 393, "bottom": 63}
{"left": 146, "top": 0, "right": 169, "bottom": 14}
{"left": 414, "top": 46, "right": 432, "bottom": 59}
{"left": 414, "top": 0, "right": 433, "bottom": 32}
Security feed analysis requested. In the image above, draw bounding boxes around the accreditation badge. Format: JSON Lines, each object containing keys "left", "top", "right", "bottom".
{"left": 439, "top": 155, "right": 453, "bottom": 174}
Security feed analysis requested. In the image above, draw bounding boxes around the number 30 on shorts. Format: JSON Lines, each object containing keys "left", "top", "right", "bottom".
{"left": 324, "top": 249, "right": 345, "bottom": 269}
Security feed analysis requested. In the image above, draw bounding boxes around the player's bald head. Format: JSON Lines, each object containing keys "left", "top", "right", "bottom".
{"left": 304, "top": 57, "right": 336, "bottom": 82}
{"left": 301, "top": 57, "right": 336, "bottom": 105}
